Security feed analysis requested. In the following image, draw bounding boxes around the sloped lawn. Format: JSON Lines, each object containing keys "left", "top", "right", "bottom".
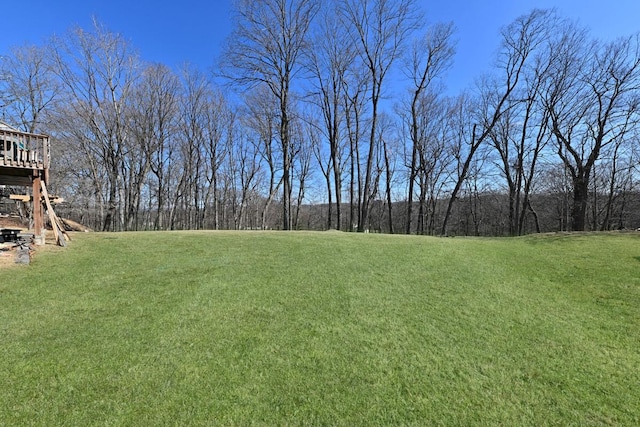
{"left": 1, "top": 231, "right": 639, "bottom": 425}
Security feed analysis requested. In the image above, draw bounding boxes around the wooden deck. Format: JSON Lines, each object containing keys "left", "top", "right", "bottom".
{"left": 0, "top": 126, "right": 51, "bottom": 243}
{"left": 0, "top": 128, "right": 50, "bottom": 171}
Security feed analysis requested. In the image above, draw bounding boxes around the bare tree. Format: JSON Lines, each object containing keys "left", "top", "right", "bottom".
{"left": 222, "top": 0, "right": 319, "bottom": 230}
{"left": 202, "top": 90, "right": 232, "bottom": 230}
{"left": 243, "top": 85, "right": 283, "bottom": 230}
{"left": 225, "top": 129, "right": 262, "bottom": 230}
{"left": 174, "top": 66, "right": 212, "bottom": 229}
{"left": 489, "top": 98, "right": 549, "bottom": 235}
{"left": 340, "top": 0, "right": 420, "bottom": 231}
{"left": 597, "top": 136, "right": 637, "bottom": 230}
{"left": 342, "top": 66, "right": 369, "bottom": 231}
{"left": 407, "top": 93, "right": 455, "bottom": 235}
{"left": 544, "top": 27, "right": 640, "bottom": 230}
{"left": 306, "top": 112, "right": 334, "bottom": 229}
{"left": 402, "top": 21, "right": 455, "bottom": 233}
{"left": 487, "top": 10, "right": 557, "bottom": 235}
{"left": 291, "top": 117, "right": 313, "bottom": 229}
{"left": 306, "top": 6, "right": 357, "bottom": 230}
{"left": 441, "top": 10, "right": 548, "bottom": 235}
{"left": 130, "top": 63, "right": 180, "bottom": 230}
{"left": 52, "top": 20, "right": 140, "bottom": 231}
{"left": 377, "top": 112, "right": 400, "bottom": 233}
{"left": 0, "top": 43, "right": 60, "bottom": 133}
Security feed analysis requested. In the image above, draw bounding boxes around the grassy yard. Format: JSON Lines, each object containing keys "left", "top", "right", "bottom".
{"left": 1, "top": 231, "right": 639, "bottom": 425}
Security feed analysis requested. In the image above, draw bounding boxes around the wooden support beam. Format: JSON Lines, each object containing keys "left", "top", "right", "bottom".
{"left": 9, "top": 194, "right": 31, "bottom": 202}
{"left": 40, "top": 180, "right": 69, "bottom": 247}
{"left": 0, "top": 174, "right": 32, "bottom": 186}
{"left": 8, "top": 194, "right": 63, "bottom": 203}
{"left": 32, "top": 174, "right": 44, "bottom": 244}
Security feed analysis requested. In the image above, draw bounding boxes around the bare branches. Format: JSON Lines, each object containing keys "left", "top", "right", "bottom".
{"left": 0, "top": 44, "right": 60, "bottom": 133}
{"left": 2, "top": 3, "right": 640, "bottom": 235}
{"left": 543, "top": 22, "right": 640, "bottom": 230}
{"left": 339, "top": 0, "right": 421, "bottom": 231}
{"left": 402, "top": 21, "right": 456, "bottom": 233}
{"left": 221, "top": 0, "right": 319, "bottom": 229}
{"left": 222, "top": 0, "right": 319, "bottom": 95}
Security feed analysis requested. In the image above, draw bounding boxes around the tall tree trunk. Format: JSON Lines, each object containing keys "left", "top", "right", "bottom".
{"left": 571, "top": 173, "right": 589, "bottom": 231}
{"left": 281, "top": 93, "right": 291, "bottom": 230}
{"left": 383, "top": 138, "right": 394, "bottom": 234}
{"left": 359, "top": 93, "right": 378, "bottom": 232}
{"left": 406, "top": 102, "right": 419, "bottom": 234}
{"left": 332, "top": 152, "right": 342, "bottom": 230}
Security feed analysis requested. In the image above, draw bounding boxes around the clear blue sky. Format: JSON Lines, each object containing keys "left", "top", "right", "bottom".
{"left": 1, "top": 1, "right": 638, "bottom": 92}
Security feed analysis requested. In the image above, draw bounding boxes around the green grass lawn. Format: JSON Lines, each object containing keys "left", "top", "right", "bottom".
{"left": 1, "top": 231, "right": 639, "bottom": 426}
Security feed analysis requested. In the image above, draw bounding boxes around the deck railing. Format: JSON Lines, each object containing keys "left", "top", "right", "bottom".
{"left": 0, "top": 128, "right": 50, "bottom": 170}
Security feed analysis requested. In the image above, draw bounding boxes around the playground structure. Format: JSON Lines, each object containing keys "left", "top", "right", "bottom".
{"left": 0, "top": 122, "right": 57, "bottom": 245}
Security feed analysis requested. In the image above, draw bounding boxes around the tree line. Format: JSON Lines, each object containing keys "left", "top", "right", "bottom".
{"left": 1, "top": 1, "right": 639, "bottom": 235}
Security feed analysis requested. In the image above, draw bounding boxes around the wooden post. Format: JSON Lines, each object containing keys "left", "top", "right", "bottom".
{"left": 32, "top": 172, "right": 44, "bottom": 245}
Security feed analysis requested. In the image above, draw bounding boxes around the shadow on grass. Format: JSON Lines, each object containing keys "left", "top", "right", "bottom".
{"left": 524, "top": 231, "right": 639, "bottom": 245}
{"left": 523, "top": 232, "right": 590, "bottom": 245}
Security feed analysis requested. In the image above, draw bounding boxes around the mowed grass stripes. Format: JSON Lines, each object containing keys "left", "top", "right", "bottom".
{"left": 1, "top": 231, "right": 639, "bottom": 425}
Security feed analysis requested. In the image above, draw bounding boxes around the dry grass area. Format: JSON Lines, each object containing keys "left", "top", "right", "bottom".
{"left": 0, "top": 216, "right": 66, "bottom": 268}
{"left": 0, "top": 216, "right": 28, "bottom": 268}
{"left": 0, "top": 215, "right": 28, "bottom": 229}
{"left": 0, "top": 245, "right": 15, "bottom": 267}
{"left": 0, "top": 237, "right": 64, "bottom": 268}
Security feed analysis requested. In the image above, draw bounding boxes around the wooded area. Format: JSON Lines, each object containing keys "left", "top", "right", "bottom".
{"left": 1, "top": 2, "right": 639, "bottom": 235}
